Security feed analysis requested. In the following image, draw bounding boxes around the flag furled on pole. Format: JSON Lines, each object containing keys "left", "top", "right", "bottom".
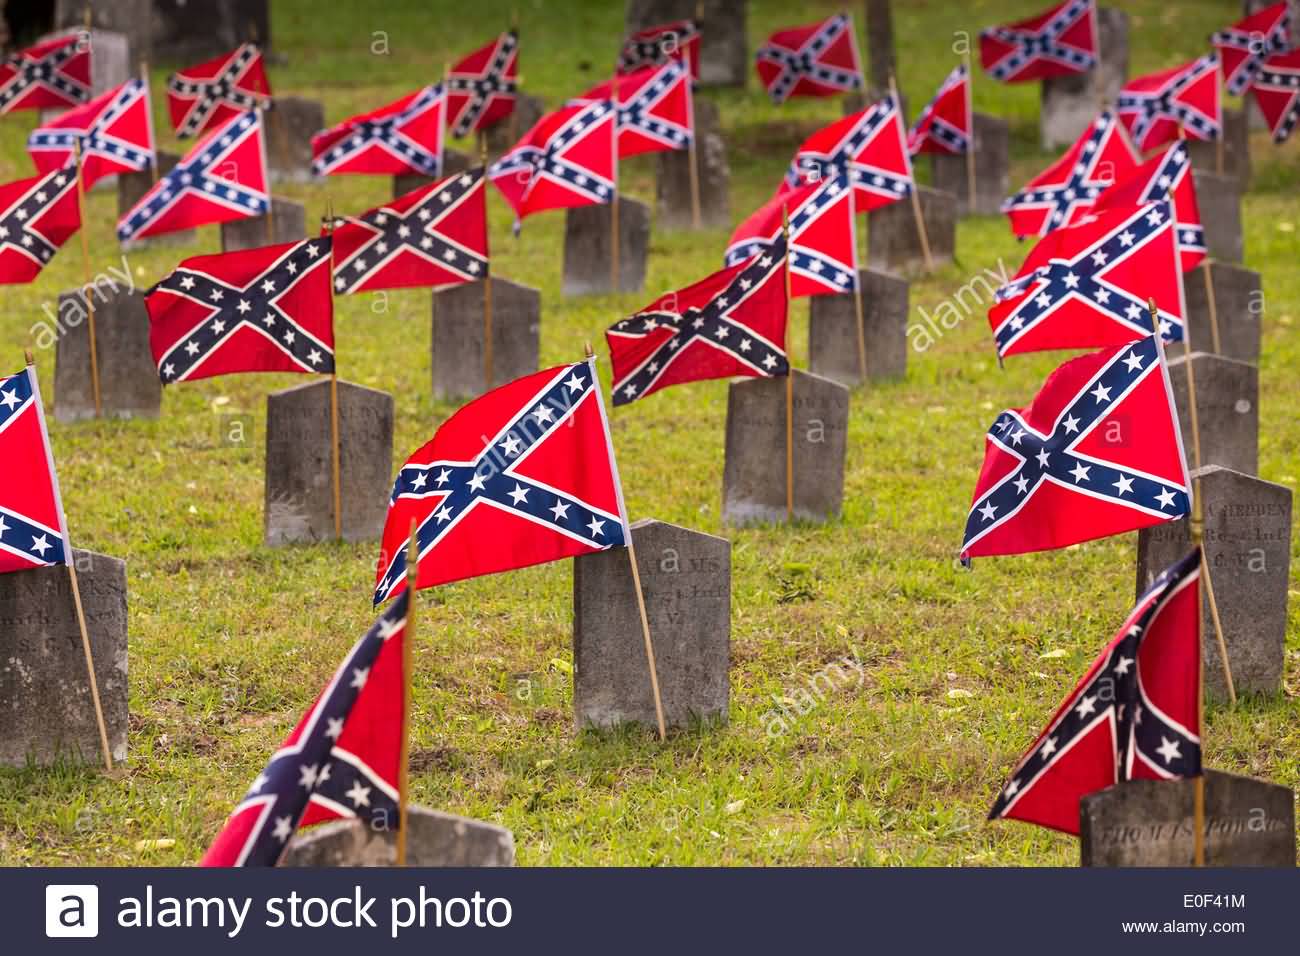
{"left": 1212, "top": 2, "right": 1290, "bottom": 96}
{"left": 374, "top": 360, "right": 628, "bottom": 605}
{"left": 618, "top": 19, "right": 700, "bottom": 79}
{"left": 0, "top": 366, "right": 71, "bottom": 573}
{"left": 574, "top": 61, "right": 693, "bottom": 158}
{"left": 1001, "top": 111, "right": 1139, "bottom": 239}
{"left": 199, "top": 591, "right": 409, "bottom": 866}
{"left": 331, "top": 168, "right": 488, "bottom": 294}
{"left": 0, "top": 164, "right": 80, "bottom": 285}
{"left": 27, "top": 78, "right": 155, "bottom": 190}
{"left": 116, "top": 109, "right": 269, "bottom": 243}
{"left": 907, "top": 64, "right": 971, "bottom": 156}
{"left": 755, "top": 14, "right": 863, "bottom": 104}
{"left": 0, "top": 33, "right": 90, "bottom": 114}
{"left": 979, "top": 0, "right": 1097, "bottom": 83}
{"left": 781, "top": 94, "right": 914, "bottom": 212}
{"left": 989, "top": 548, "right": 1202, "bottom": 835}
{"left": 607, "top": 236, "right": 790, "bottom": 406}
{"left": 144, "top": 237, "right": 334, "bottom": 384}
{"left": 1093, "top": 142, "right": 1204, "bottom": 272}
{"left": 1116, "top": 55, "right": 1221, "bottom": 153}
{"left": 989, "top": 202, "right": 1186, "bottom": 359}
{"left": 487, "top": 101, "right": 616, "bottom": 223}
{"left": 960, "top": 335, "right": 1190, "bottom": 560}
{"left": 726, "top": 178, "right": 858, "bottom": 298}
{"left": 1250, "top": 50, "right": 1300, "bottom": 143}
{"left": 311, "top": 85, "right": 445, "bottom": 178}
{"left": 446, "top": 31, "right": 519, "bottom": 138}
{"left": 167, "top": 43, "right": 270, "bottom": 139}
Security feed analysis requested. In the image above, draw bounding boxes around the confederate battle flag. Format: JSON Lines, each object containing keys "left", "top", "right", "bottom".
{"left": 574, "top": 60, "right": 693, "bottom": 158}
{"left": 1251, "top": 49, "right": 1300, "bottom": 143}
{"left": 907, "top": 64, "right": 971, "bottom": 156}
{"left": 446, "top": 31, "right": 519, "bottom": 138}
{"left": 619, "top": 19, "right": 700, "bottom": 79}
{"left": 989, "top": 548, "right": 1202, "bottom": 835}
{"left": 0, "top": 365, "right": 72, "bottom": 573}
{"left": 167, "top": 43, "right": 271, "bottom": 139}
{"left": 0, "top": 164, "right": 80, "bottom": 285}
{"left": 1116, "top": 55, "right": 1221, "bottom": 153}
{"left": 960, "top": 335, "right": 1190, "bottom": 561}
{"left": 0, "top": 32, "right": 90, "bottom": 114}
{"left": 27, "top": 78, "right": 155, "bottom": 189}
{"left": 200, "top": 591, "right": 409, "bottom": 866}
{"left": 980, "top": 0, "right": 1097, "bottom": 83}
{"left": 756, "top": 14, "right": 863, "bottom": 104}
{"left": 374, "top": 360, "right": 628, "bottom": 605}
{"left": 1212, "top": 1, "right": 1291, "bottom": 96}
{"left": 1093, "top": 142, "right": 1205, "bottom": 273}
{"left": 311, "top": 85, "right": 445, "bottom": 178}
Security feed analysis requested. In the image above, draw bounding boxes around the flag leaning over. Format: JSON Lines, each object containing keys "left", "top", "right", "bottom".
{"left": 979, "top": 0, "right": 1097, "bottom": 83}
{"left": 200, "top": 591, "right": 409, "bottom": 866}
{"left": 988, "top": 202, "right": 1185, "bottom": 359}
{"left": 144, "top": 237, "right": 335, "bottom": 384}
{"left": 618, "top": 19, "right": 700, "bottom": 79}
{"left": 755, "top": 14, "right": 863, "bottom": 104}
{"left": 116, "top": 109, "right": 270, "bottom": 243}
{"left": 988, "top": 548, "right": 1202, "bottom": 835}
{"left": 1250, "top": 50, "right": 1300, "bottom": 144}
{"left": 607, "top": 233, "right": 790, "bottom": 406}
{"left": 167, "top": 43, "right": 271, "bottom": 139}
{"left": 960, "top": 335, "right": 1191, "bottom": 560}
{"left": 446, "top": 30, "right": 519, "bottom": 139}
{"left": 311, "top": 84, "right": 445, "bottom": 178}
{"left": 1092, "top": 142, "right": 1205, "bottom": 273}
{"left": 0, "top": 32, "right": 90, "bottom": 114}
{"left": 907, "top": 64, "right": 971, "bottom": 156}
{"left": 1001, "top": 110, "right": 1139, "bottom": 239}
{"left": 27, "top": 77, "right": 155, "bottom": 190}
{"left": 0, "top": 163, "right": 81, "bottom": 285}
{"left": 1116, "top": 55, "right": 1221, "bottom": 154}
{"left": 1212, "top": 1, "right": 1290, "bottom": 97}
{"left": 331, "top": 167, "right": 488, "bottom": 295}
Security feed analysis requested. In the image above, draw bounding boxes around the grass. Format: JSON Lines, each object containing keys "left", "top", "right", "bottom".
{"left": 1, "top": 0, "right": 1297, "bottom": 866}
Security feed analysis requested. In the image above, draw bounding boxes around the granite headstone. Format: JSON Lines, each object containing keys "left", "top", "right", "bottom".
{"left": 864, "top": 0, "right": 896, "bottom": 91}
{"left": 1191, "top": 170, "right": 1243, "bottom": 265}
{"left": 221, "top": 198, "right": 307, "bottom": 253}
{"left": 655, "top": 98, "right": 729, "bottom": 229}
{"left": 866, "top": 185, "right": 956, "bottom": 274}
{"left": 625, "top": 0, "right": 748, "bottom": 88}
{"left": 1187, "top": 108, "right": 1251, "bottom": 192}
{"left": 54, "top": 285, "right": 161, "bottom": 422}
{"left": 808, "top": 267, "right": 909, "bottom": 387}
{"left": 562, "top": 197, "right": 650, "bottom": 296}
{"left": 1177, "top": 262, "right": 1262, "bottom": 365}
{"left": 1166, "top": 352, "right": 1258, "bottom": 476}
{"left": 150, "top": 0, "right": 271, "bottom": 62}
{"left": 281, "top": 804, "right": 515, "bottom": 866}
{"left": 1040, "top": 7, "right": 1129, "bottom": 148}
{"left": 266, "top": 98, "right": 324, "bottom": 184}
{"left": 54, "top": 2, "right": 149, "bottom": 76}
{"left": 431, "top": 277, "right": 541, "bottom": 400}
{"left": 931, "top": 112, "right": 1010, "bottom": 216}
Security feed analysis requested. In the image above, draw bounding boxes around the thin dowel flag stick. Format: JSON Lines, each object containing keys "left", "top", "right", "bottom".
{"left": 963, "top": 50, "right": 977, "bottom": 213}
{"left": 849, "top": 187, "right": 867, "bottom": 383}
{"left": 322, "top": 208, "right": 342, "bottom": 541}
{"left": 782, "top": 207, "right": 794, "bottom": 523}
{"left": 586, "top": 342, "right": 666, "bottom": 740}
{"left": 396, "top": 519, "right": 418, "bottom": 865}
{"left": 71, "top": 141, "right": 102, "bottom": 418}
{"left": 1201, "top": 260, "right": 1222, "bottom": 355}
{"left": 687, "top": 94, "right": 702, "bottom": 229}
{"left": 610, "top": 72, "right": 621, "bottom": 293}
{"left": 26, "top": 351, "right": 113, "bottom": 771}
{"left": 141, "top": 59, "right": 158, "bottom": 186}
{"left": 889, "top": 73, "right": 934, "bottom": 272}
{"left": 480, "top": 141, "right": 494, "bottom": 390}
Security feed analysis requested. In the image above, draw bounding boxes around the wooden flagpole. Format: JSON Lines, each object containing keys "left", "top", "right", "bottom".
{"left": 585, "top": 343, "right": 666, "bottom": 741}
{"left": 963, "top": 51, "right": 977, "bottom": 214}
{"left": 396, "top": 519, "right": 418, "bottom": 865}
{"left": 849, "top": 186, "right": 867, "bottom": 383}
{"left": 782, "top": 207, "right": 794, "bottom": 523}
{"left": 323, "top": 207, "right": 342, "bottom": 541}
{"left": 889, "top": 73, "right": 933, "bottom": 272}
{"left": 26, "top": 351, "right": 113, "bottom": 772}
{"left": 71, "top": 141, "right": 101, "bottom": 419}
{"left": 610, "top": 72, "right": 621, "bottom": 293}
{"left": 1201, "top": 260, "right": 1222, "bottom": 355}
{"left": 480, "top": 140, "right": 494, "bottom": 391}
{"left": 141, "top": 60, "right": 158, "bottom": 185}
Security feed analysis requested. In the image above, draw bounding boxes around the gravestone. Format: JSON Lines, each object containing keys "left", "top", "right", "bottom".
{"left": 0, "top": 549, "right": 128, "bottom": 767}
{"left": 150, "top": 0, "right": 271, "bottom": 62}
{"left": 866, "top": 185, "right": 956, "bottom": 274}
{"left": 393, "top": 149, "right": 472, "bottom": 200}
{"left": 1165, "top": 352, "right": 1258, "bottom": 476}
{"left": 1188, "top": 108, "right": 1251, "bottom": 192}
{"left": 1190, "top": 171, "right": 1243, "bottom": 265}
{"left": 1177, "top": 262, "right": 1262, "bottom": 365}
{"left": 431, "top": 277, "right": 541, "bottom": 400}
{"left": 266, "top": 98, "right": 324, "bottom": 184}
{"left": 655, "top": 98, "right": 729, "bottom": 229}
{"left": 722, "top": 370, "right": 850, "bottom": 525}
{"left": 625, "top": 0, "right": 748, "bottom": 88}
{"left": 573, "top": 519, "right": 730, "bottom": 731}
{"left": 1040, "top": 7, "right": 1129, "bottom": 148}
{"left": 221, "top": 199, "right": 307, "bottom": 253}
{"left": 562, "top": 197, "right": 650, "bottom": 296}
{"left": 54, "top": 2, "right": 150, "bottom": 75}
{"left": 864, "top": 0, "right": 896, "bottom": 92}
{"left": 1136, "top": 466, "right": 1290, "bottom": 700}
{"left": 54, "top": 285, "right": 161, "bottom": 422}
{"left": 485, "top": 94, "right": 545, "bottom": 156}
{"left": 1080, "top": 770, "right": 1296, "bottom": 867}
{"left": 281, "top": 804, "right": 515, "bottom": 866}
{"left": 118, "top": 151, "right": 197, "bottom": 249}
{"left": 930, "top": 112, "right": 1010, "bottom": 216}
{"left": 808, "top": 267, "right": 909, "bottom": 387}
{"left": 264, "top": 379, "right": 394, "bottom": 546}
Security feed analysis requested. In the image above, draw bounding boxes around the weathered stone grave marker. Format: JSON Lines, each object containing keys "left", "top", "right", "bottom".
{"left": 221, "top": 198, "right": 307, "bottom": 253}
{"left": 0, "top": 550, "right": 128, "bottom": 767}
{"left": 808, "top": 267, "right": 909, "bottom": 387}
{"left": 931, "top": 113, "right": 1010, "bottom": 216}
{"left": 625, "top": 0, "right": 748, "bottom": 88}
{"left": 432, "top": 277, "right": 541, "bottom": 400}
{"left": 150, "top": 0, "right": 271, "bottom": 63}
{"left": 1136, "top": 465, "right": 1290, "bottom": 700}
{"left": 722, "top": 370, "right": 850, "bottom": 525}
{"left": 866, "top": 185, "right": 956, "bottom": 274}
{"left": 656, "top": 98, "right": 729, "bottom": 229}
{"left": 267, "top": 97, "right": 325, "bottom": 184}
{"left": 281, "top": 804, "right": 516, "bottom": 866}
{"left": 1166, "top": 352, "right": 1258, "bottom": 476}
{"left": 1177, "top": 262, "right": 1261, "bottom": 365}
{"left": 562, "top": 197, "right": 650, "bottom": 296}
{"left": 1080, "top": 770, "right": 1296, "bottom": 866}
{"left": 264, "top": 379, "right": 394, "bottom": 546}
{"left": 1041, "top": 7, "right": 1129, "bottom": 148}
{"left": 573, "top": 519, "right": 730, "bottom": 731}
{"left": 1188, "top": 108, "right": 1251, "bottom": 192}
{"left": 1190, "top": 170, "right": 1244, "bottom": 265}
{"left": 54, "top": 286, "right": 161, "bottom": 422}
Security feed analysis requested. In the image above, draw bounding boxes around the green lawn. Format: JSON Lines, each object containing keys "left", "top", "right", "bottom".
{"left": 0, "top": 0, "right": 1297, "bottom": 866}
